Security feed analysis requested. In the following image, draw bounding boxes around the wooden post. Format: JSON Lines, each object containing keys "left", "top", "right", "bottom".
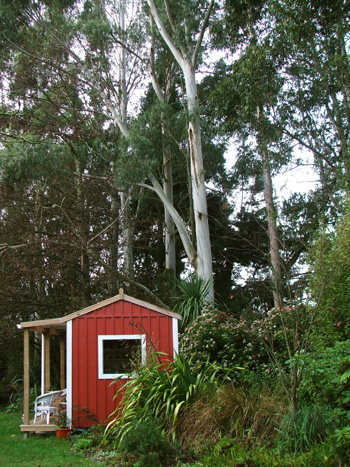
{"left": 44, "top": 331, "right": 50, "bottom": 393}
{"left": 41, "top": 333, "right": 45, "bottom": 394}
{"left": 23, "top": 329, "right": 30, "bottom": 426}
{"left": 60, "top": 334, "right": 65, "bottom": 389}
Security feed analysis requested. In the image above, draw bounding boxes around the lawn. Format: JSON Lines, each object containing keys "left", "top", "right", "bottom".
{"left": 0, "top": 410, "right": 104, "bottom": 467}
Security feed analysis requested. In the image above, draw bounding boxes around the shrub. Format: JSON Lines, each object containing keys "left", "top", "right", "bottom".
{"left": 308, "top": 207, "right": 350, "bottom": 346}
{"left": 72, "top": 437, "right": 93, "bottom": 451}
{"left": 71, "top": 425, "right": 105, "bottom": 452}
{"left": 180, "top": 306, "right": 269, "bottom": 374}
{"left": 253, "top": 303, "right": 314, "bottom": 362}
{"left": 118, "top": 416, "right": 178, "bottom": 467}
{"left": 332, "top": 425, "right": 350, "bottom": 465}
{"left": 288, "top": 340, "right": 350, "bottom": 410}
{"left": 287, "top": 341, "right": 350, "bottom": 464}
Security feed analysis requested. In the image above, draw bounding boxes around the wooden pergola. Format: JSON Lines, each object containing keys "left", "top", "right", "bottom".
{"left": 17, "top": 293, "right": 128, "bottom": 433}
{"left": 17, "top": 317, "right": 67, "bottom": 432}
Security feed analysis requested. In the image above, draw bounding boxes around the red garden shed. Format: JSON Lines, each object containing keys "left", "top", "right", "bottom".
{"left": 18, "top": 289, "right": 181, "bottom": 434}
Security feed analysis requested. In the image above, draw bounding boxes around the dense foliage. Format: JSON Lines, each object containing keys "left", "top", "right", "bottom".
{"left": 1, "top": 0, "right": 350, "bottom": 464}
{"left": 181, "top": 306, "right": 268, "bottom": 373}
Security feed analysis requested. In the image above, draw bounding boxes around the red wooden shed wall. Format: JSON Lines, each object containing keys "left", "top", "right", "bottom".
{"left": 71, "top": 299, "right": 175, "bottom": 427}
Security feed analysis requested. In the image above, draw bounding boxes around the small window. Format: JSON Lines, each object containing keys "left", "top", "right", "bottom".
{"left": 98, "top": 335, "right": 146, "bottom": 379}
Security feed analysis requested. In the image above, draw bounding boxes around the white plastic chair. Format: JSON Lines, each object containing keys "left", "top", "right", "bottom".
{"left": 33, "top": 389, "right": 66, "bottom": 424}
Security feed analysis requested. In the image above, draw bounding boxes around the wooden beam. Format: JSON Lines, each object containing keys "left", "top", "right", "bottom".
{"left": 20, "top": 424, "right": 56, "bottom": 432}
{"left": 49, "top": 328, "right": 65, "bottom": 336}
{"left": 44, "top": 332, "right": 50, "bottom": 393}
{"left": 23, "top": 329, "right": 30, "bottom": 426}
{"left": 33, "top": 326, "right": 65, "bottom": 335}
{"left": 60, "top": 335, "right": 65, "bottom": 390}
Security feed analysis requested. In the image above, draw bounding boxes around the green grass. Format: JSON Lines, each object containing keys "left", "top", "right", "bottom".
{"left": 0, "top": 410, "right": 104, "bottom": 467}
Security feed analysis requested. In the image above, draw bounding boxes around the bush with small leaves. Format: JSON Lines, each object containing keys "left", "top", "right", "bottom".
{"left": 180, "top": 306, "right": 269, "bottom": 375}
{"left": 118, "top": 416, "right": 178, "bottom": 467}
{"left": 288, "top": 340, "right": 350, "bottom": 410}
{"left": 71, "top": 425, "right": 106, "bottom": 453}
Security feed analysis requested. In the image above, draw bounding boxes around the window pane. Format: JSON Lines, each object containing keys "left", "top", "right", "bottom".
{"left": 103, "top": 339, "right": 140, "bottom": 374}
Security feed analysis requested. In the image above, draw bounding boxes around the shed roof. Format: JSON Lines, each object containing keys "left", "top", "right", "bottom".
{"left": 17, "top": 289, "right": 181, "bottom": 332}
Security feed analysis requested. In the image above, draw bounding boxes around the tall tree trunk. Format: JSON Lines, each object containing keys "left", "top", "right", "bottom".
{"left": 147, "top": 0, "right": 214, "bottom": 298}
{"left": 108, "top": 192, "right": 119, "bottom": 294}
{"left": 261, "top": 142, "right": 283, "bottom": 309}
{"left": 248, "top": 13, "right": 283, "bottom": 309}
{"left": 162, "top": 120, "right": 176, "bottom": 276}
{"left": 183, "top": 62, "right": 213, "bottom": 288}
{"left": 120, "top": 190, "right": 134, "bottom": 279}
{"left": 149, "top": 21, "right": 176, "bottom": 277}
{"left": 62, "top": 0, "right": 203, "bottom": 286}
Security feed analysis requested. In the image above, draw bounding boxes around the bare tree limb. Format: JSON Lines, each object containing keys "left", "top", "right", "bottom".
{"left": 192, "top": 0, "right": 214, "bottom": 68}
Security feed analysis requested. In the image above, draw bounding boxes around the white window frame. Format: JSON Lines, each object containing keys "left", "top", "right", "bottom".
{"left": 98, "top": 334, "right": 146, "bottom": 379}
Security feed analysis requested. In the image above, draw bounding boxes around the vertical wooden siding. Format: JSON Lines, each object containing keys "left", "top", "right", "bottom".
{"left": 71, "top": 300, "right": 175, "bottom": 427}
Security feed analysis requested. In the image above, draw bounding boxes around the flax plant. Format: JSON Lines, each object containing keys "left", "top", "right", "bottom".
{"left": 173, "top": 275, "right": 213, "bottom": 330}
{"left": 103, "top": 352, "right": 234, "bottom": 445}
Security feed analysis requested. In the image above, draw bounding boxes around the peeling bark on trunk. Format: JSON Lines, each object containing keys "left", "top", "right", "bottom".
{"left": 184, "top": 62, "right": 213, "bottom": 291}
{"left": 261, "top": 145, "right": 283, "bottom": 309}
{"left": 162, "top": 123, "right": 176, "bottom": 276}
{"left": 147, "top": 0, "right": 214, "bottom": 298}
{"left": 120, "top": 190, "right": 134, "bottom": 279}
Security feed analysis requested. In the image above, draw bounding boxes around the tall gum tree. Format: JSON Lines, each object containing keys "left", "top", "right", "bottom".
{"left": 148, "top": 15, "right": 177, "bottom": 277}
{"left": 87, "top": 0, "right": 213, "bottom": 292}
{"left": 0, "top": 0, "right": 214, "bottom": 296}
{"left": 146, "top": 0, "right": 214, "bottom": 297}
{"left": 100, "top": 0, "right": 197, "bottom": 282}
{"left": 209, "top": 0, "right": 285, "bottom": 307}
{"left": 117, "top": 0, "right": 134, "bottom": 279}
{"left": 247, "top": 8, "right": 283, "bottom": 309}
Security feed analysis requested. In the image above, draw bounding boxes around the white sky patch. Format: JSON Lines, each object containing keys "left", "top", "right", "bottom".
{"left": 273, "top": 153, "right": 319, "bottom": 200}
{"left": 224, "top": 139, "right": 319, "bottom": 204}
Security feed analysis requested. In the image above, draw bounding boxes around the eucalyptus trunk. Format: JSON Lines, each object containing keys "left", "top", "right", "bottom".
{"left": 261, "top": 142, "right": 283, "bottom": 309}
{"left": 120, "top": 190, "right": 134, "bottom": 279}
{"left": 183, "top": 62, "right": 213, "bottom": 288}
{"left": 108, "top": 193, "right": 119, "bottom": 293}
{"left": 248, "top": 14, "right": 283, "bottom": 309}
{"left": 149, "top": 21, "right": 176, "bottom": 277}
{"left": 147, "top": 0, "right": 214, "bottom": 298}
{"left": 162, "top": 120, "right": 176, "bottom": 276}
